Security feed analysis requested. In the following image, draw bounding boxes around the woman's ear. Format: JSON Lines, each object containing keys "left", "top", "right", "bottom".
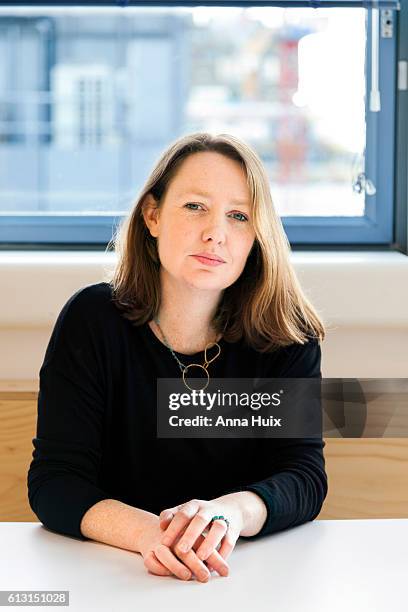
{"left": 142, "top": 193, "right": 160, "bottom": 238}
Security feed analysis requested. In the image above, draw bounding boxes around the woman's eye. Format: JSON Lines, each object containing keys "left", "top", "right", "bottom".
{"left": 184, "top": 203, "right": 202, "bottom": 211}
{"left": 231, "top": 212, "right": 248, "bottom": 222}
{"left": 184, "top": 203, "right": 248, "bottom": 222}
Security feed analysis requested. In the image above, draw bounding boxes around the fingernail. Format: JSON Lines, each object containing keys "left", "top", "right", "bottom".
{"left": 179, "top": 542, "right": 189, "bottom": 552}
{"left": 220, "top": 566, "right": 229, "bottom": 577}
{"left": 182, "top": 570, "right": 191, "bottom": 580}
{"left": 199, "top": 571, "right": 209, "bottom": 581}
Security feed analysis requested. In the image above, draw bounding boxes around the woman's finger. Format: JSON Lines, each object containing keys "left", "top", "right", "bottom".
{"left": 159, "top": 532, "right": 217, "bottom": 582}
{"left": 172, "top": 545, "right": 211, "bottom": 582}
{"left": 159, "top": 508, "right": 177, "bottom": 521}
{"left": 155, "top": 530, "right": 229, "bottom": 580}
{"left": 160, "top": 500, "right": 200, "bottom": 547}
{"left": 145, "top": 530, "right": 202, "bottom": 582}
{"left": 154, "top": 544, "right": 193, "bottom": 581}
{"left": 195, "top": 519, "right": 228, "bottom": 561}
{"left": 143, "top": 550, "right": 173, "bottom": 577}
{"left": 202, "top": 549, "right": 229, "bottom": 577}
{"left": 159, "top": 512, "right": 174, "bottom": 530}
{"left": 159, "top": 507, "right": 180, "bottom": 528}
{"left": 214, "top": 530, "right": 239, "bottom": 562}
{"left": 191, "top": 535, "right": 229, "bottom": 578}
{"left": 172, "top": 510, "right": 216, "bottom": 553}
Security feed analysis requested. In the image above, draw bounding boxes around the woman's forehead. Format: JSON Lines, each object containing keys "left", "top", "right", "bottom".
{"left": 162, "top": 151, "right": 254, "bottom": 207}
{"left": 173, "top": 152, "right": 248, "bottom": 184}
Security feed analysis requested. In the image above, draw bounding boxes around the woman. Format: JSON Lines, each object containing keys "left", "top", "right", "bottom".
{"left": 28, "top": 132, "right": 327, "bottom": 584}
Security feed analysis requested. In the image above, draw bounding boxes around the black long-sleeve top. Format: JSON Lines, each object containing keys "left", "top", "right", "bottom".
{"left": 27, "top": 282, "right": 328, "bottom": 541}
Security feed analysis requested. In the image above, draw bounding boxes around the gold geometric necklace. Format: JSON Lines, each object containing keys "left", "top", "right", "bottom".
{"left": 153, "top": 316, "right": 221, "bottom": 392}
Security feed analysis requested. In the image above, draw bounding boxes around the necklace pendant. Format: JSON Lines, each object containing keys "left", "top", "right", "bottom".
{"left": 153, "top": 317, "right": 221, "bottom": 393}
{"left": 204, "top": 341, "right": 221, "bottom": 365}
{"left": 182, "top": 363, "right": 210, "bottom": 392}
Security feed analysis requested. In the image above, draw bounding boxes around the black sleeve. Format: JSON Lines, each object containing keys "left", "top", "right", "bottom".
{"left": 224, "top": 338, "right": 328, "bottom": 540}
{"left": 27, "top": 287, "right": 111, "bottom": 540}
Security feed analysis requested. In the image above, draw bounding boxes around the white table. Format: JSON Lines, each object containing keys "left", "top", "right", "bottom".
{"left": 0, "top": 520, "right": 406, "bottom": 611}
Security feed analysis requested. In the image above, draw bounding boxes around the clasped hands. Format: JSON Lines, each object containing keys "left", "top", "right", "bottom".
{"left": 142, "top": 497, "right": 243, "bottom": 583}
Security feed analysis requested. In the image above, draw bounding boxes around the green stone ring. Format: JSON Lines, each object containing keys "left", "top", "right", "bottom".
{"left": 210, "top": 515, "right": 230, "bottom": 529}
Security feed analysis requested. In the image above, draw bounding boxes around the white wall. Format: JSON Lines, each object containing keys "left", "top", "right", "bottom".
{"left": 0, "top": 251, "right": 407, "bottom": 380}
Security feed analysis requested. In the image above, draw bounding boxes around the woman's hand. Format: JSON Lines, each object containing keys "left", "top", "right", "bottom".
{"left": 138, "top": 517, "right": 229, "bottom": 582}
{"left": 159, "top": 497, "right": 243, "bottom": 566}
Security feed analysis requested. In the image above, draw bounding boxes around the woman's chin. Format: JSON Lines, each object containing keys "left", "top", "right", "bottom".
{"left": 182, "top": 276, "right": 226, "bottom": 292}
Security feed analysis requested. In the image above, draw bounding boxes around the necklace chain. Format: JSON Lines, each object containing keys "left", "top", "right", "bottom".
{"left": 153, "top": 315, "right": 222, "bottom": 391}
{"left": 154, "top": 316, "right": 188, "bottom": 374}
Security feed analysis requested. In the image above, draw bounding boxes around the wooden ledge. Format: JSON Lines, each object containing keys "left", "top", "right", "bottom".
{"left": 0, "top": 380, "right": 39, "bottom": 400}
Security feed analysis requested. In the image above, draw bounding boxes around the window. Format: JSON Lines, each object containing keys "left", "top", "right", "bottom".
{"left": 0, "top": 1, "right": 403, "bottom": 249}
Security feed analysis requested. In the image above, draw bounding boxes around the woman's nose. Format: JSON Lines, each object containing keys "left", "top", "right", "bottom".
{"left": 201, "top": 221, "right": 227, "bottom": 244}
{"left": 201, "top": 212, "right": 229, "bottom": 241}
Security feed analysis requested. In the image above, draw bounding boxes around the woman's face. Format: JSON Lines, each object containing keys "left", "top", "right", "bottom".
{"left": 144, "top": 151, "right": 256, "bottom": 293}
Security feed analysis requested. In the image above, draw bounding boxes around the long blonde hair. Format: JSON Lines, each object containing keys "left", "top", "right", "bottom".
{"left": 104, "top": 132, "right": 325, "bottom": 352}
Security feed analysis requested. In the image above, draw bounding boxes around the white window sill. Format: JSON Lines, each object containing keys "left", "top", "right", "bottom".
{"left": 0, "top": 250, "right": 407, "bottom": 328}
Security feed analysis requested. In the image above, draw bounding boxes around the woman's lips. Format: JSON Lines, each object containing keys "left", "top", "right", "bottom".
{"left": 191, "top": 255, "right": 225, "bottom": 267}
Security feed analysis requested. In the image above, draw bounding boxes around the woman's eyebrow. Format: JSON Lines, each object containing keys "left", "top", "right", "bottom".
{"left": 179, "top": 189, "right": 250, "bottom": 208}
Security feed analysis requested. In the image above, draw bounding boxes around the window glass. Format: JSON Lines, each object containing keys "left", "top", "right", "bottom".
{"left": 0, "top": 6, "right": 366, "bottom": 217}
